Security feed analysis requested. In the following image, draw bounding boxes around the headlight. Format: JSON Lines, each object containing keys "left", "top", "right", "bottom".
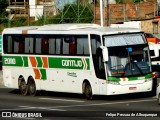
{"left": 107, "top": 81, "right": 120, "bottom": 85}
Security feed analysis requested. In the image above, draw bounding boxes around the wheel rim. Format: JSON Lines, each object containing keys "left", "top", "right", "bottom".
{"left": 19, "top": 80, "right": 28, "bottom": 95}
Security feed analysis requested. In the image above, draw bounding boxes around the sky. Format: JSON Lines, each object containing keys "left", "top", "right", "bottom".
{"left": 55, "top": 0, "right": 76, "bottom": 9}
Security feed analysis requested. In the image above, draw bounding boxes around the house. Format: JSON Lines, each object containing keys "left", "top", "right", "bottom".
{"left": 5, "top": 0, "right": 160, "bottom": 34}
{"left": 6, "top": 0, "right": 58, "bottom": 20}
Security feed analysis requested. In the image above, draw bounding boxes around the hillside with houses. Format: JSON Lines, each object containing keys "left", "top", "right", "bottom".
{"left": 2, "top": 0, "right": 160, "bottom": 34}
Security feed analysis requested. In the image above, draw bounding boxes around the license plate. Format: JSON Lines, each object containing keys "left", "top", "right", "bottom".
{"left": 129, "top": 87, "right": 137, "bottom": 90}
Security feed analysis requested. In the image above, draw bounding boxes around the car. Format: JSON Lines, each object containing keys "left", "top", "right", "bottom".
{"left": 157, "top": 83, "right": 160, "bottom": 105}
{"left": 145, "top": 33, "right": 160, "bottom": 44}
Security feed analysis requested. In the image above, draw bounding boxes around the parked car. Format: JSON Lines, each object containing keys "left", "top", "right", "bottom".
{"left": 157, "top": 83, "right": 160, "bottom": 105}
{"left": 145, "top": 33, "right": 160, "bottom": 44}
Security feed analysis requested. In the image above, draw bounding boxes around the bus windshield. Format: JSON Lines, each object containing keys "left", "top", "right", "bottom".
{"left": 103, "top": 34, "right": 151, "bottom": 77}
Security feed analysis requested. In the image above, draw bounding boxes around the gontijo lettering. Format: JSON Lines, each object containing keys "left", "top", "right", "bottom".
{"left": 62, "top": 60, "right": 82, "bottom": 67}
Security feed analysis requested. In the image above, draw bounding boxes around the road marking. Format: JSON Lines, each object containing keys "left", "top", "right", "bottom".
{"left": 39, "top": 97, "right": 85, "bottom": 103}
{"left": 0, "top": 98, "right": 156, "bottom": 111}
{"left": 0, "top": 106, "right": 66, "bottom": 111}
{"left": 46, "top": 98, "right": 157, "bottom": 109}
{"left": 19, "top": 106, "right": 67, "bottom": 111}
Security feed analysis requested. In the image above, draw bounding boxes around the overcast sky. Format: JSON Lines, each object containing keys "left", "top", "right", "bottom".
{"left": 55, "top": 0, "right": 76, "bottom": 9}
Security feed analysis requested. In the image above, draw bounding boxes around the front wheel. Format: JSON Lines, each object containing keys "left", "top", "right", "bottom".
{"left": 19, "top": 78, "right": 28, "bottom": 96}
{"left": 28, "top": 77, "right": 37, "bottom": 96}
{"left": 83, "top": 83, "right": 93, "bottom": 100}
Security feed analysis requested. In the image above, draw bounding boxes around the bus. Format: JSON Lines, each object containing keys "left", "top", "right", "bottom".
{"left": 149, "top": 42, "right": 160, "bottom": 77}
{"left": 2, "top": 24, "right": 156, "bottom": 99}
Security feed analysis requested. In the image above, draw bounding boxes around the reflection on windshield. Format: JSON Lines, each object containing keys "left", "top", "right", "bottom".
{"left": 107, "top": 45, "right": 151, "bottom": 77}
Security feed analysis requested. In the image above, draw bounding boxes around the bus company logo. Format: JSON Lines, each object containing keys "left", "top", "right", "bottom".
{"left": 62, "top": 60, "right": 82, "bottom": 67}
{"left": 2, "top": 112, "right": 11, "bottom": 117}
{"left": 4, "top": 58, "right": 16, "bottom": 65}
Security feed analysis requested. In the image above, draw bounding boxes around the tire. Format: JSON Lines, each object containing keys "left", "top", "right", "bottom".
{"left": 158, "top": 94, "right": 160, "bottom": 105}
{"left": 19, "top": 78, "right": 28, "bottom": 96}
{"left": 28, "top": 77, "right": 37, "bottom": 96}
{"left": 151, "top": 78, "right": 157, "bottom": 96}
{"left": 83, "top": 83, "right": 93, "bottom": 100}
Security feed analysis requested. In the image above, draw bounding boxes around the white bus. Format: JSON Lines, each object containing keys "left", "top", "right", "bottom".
{"left": 149, "top": 42, "right": 160, "bottom": 77}
{"left": 2, "top": 24, "right": 156, "bottom": 99}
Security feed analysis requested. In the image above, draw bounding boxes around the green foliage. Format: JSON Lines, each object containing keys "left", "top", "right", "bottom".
{"left": 11, "top": 17, "right": 27, "bottom": 27}
{"left": 0, "top": 0, "right": 8, "bottom": 23}
{"left": 31, "top": 15, "right": 45, "bottom": 26}
{"left": 115, "top": 0, "right": 123, "bottom": 4}
{"left": 116, "top": 0, "right": 143, "bottom": 4}
{"left": 52, "top": 4, "right": 94, "bottom": 24}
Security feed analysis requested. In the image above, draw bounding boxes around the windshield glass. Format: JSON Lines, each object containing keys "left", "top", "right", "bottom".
{"left": 103, "top": 34, "right": 151, "bottom": 77}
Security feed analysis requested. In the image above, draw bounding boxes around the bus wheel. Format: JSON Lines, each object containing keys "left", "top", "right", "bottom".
{"left": 84, "top": 83, "right": 93, "bottom": 100}
{"left": 158, "top": 94, "right": 160, "bottom": 105}
{"left": 19, "top": 78, "right": 28, "bottom": 96}
{"left": 28, "top": 77, "right": 36, "bottom": 96}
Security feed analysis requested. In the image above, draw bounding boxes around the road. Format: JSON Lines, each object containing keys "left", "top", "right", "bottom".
{"left": 0, "top": 87, "right": 160, "bottom": 120}
{"left": 0, "top": 71, "right": 160, "bottom": 120}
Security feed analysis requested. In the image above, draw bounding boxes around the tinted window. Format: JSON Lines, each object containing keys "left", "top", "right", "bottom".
{"left": 3, "top": 34, "right": 89, "bottom": 56}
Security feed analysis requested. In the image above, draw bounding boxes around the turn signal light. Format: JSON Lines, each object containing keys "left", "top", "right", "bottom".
{"left": 152, "top": 72, "right": 156, "bottom": 78}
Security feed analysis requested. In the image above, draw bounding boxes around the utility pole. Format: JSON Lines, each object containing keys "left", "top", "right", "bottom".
{"left": 100, "top": 0, "right": 104, "bottom": 26}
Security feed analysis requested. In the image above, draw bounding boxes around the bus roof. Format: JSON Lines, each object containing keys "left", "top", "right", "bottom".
{"left": 2, "top": 24, "right": 143, "bottom": 35}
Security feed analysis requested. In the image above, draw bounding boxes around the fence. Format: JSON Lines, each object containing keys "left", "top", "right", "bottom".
{"left": 0, "top": 1, "right": 159, "bottom": 31}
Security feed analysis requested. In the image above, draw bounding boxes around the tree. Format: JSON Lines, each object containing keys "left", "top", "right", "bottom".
{"left": 52, "top": 4, "right": 94, "bottom": 24}
{"left": 0, "top": 0, "right": 8, "bottom": 23}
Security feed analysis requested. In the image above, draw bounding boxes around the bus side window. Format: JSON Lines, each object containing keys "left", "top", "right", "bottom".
{"left": 63, "top": 37, "right": 70, "bottom": 54}
{"left": 18, "top": 40, "right": 24, "bottom": 53}
{"left": 24, "top": 37, "right": 34, "bottom": 54}
{"left": 4, "top": 35, "right": 13, "bottom": 53}
{"left": 70, "top": 38, "right": 75, "bottom": 55}
{"left": 49, "top": 38, "right": 56, "bottom": 54}
{"left": 96, "top": 48, "right": 106, "bottom": 79}
{"left": 35, "top": 38, "right": 42, "bottom": 54}
{"left": 13, "top": 36, "right": 24, "bottom": 54}
{"left": 56, "top": 38, "right": 61, "bottom": 54}
{"left": 77, "top": 37, "right": 89, "bottom": 55}
{"left": 42, "top": 38, "right": 49, "bottom": 54}
{"left": 63, "top": 36, "right": 76, "bottom": 55}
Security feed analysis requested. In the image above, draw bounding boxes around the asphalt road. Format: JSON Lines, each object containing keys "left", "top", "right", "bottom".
{"left": 0, "top": 87, "right": 160, "bottom": 120}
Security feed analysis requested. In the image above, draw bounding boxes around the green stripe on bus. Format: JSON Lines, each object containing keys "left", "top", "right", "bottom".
{"left": 107, "top": 73, "right": 152, "bottom": 81}
{"left": 2, "top": 56, "right": 90, "bottom": 70}
{"left": 40, "top": 69, "right": 47, "bottom": 80}
{"left": 3, "top": 56, "right": 23, "bottom": 66}
{"left": 48, "top": 57, "right": 90, "bottom": 70}
{"left": 36, "top": 57, "right": 43, "bottom": 68}
{"left": 22, "top": 56, "right": 28, "bottom": 67}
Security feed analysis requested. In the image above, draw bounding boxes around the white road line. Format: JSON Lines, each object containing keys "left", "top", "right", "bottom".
{"left": 0, "top": 98, "right": 156, "bottom": 111}
{"left": 19, "top": 106, "right": 67, "bottom": 111}
{"left": 45, "top": 98, "right": 157, "bottom": 109}
{"left": 39, "top": 97, "right": 85, "bottom": 103}
{"left": 0, "top": 106, "right": 66, "bottom": 111}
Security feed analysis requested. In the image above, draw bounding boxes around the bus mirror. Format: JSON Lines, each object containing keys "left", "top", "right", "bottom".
{"left": 100, "top": 46, "right": 108, "bottom": 62}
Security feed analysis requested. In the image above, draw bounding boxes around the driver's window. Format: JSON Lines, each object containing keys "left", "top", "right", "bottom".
{"left": 96, "top": 48, "right": 106, "bottom": 79}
